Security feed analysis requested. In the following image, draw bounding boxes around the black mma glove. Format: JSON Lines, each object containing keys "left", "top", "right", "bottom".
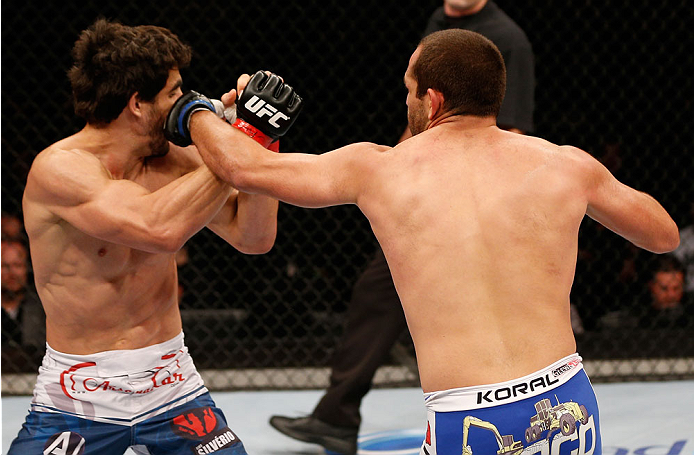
{"left": 233, "top": 71, "right": 303, "bottom": 150}
{"left": 164, "top": 91, "right": 224, "bottom": 147}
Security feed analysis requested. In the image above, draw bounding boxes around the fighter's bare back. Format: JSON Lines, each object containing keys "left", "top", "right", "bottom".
{"left": 361, "top": 121, "right": 588, "bottom": 391}
{"left": 349, "top": 118, "right": 675, "bottom": 392}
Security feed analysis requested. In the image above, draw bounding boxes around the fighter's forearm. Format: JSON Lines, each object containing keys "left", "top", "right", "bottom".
{"left": 189, "top": 111, "right": 267, "bottom": 190}
{"left": 145, "top": 164, "right": 233, "bottom": 251}
{"left": 236, "top": 191, "right": 278, "bottom": 243}
{"left": 207, "top": 190, "right": 278, "bottom": 254}
{"left": 189, "top": 110, "right": 366, "bottom": 209}
{"left": 587, "top": 182, "right": 680, "bottom": 254}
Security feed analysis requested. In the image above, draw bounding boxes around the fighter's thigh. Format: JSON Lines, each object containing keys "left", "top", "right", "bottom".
{"left": 8, "top": 410, "right": 130, "bottom": 455}
{"left": 136, "top": 393, "right": 247, "bottom": 455}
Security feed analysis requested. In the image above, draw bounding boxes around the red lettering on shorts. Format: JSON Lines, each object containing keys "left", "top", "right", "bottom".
{"left": 59, "top": 362, "right": 97, "bottom": 400}
{"left": 151, "top": 367, "right": 186, "bottom": 389}
{"left": 161, "top": 349, "right": 183, "bottom": 361}
{"left": 83, "top": 378, "right": 109, "bottom": 392}
{"left": 59, "top": 361, "right": 185, "bottom": 399}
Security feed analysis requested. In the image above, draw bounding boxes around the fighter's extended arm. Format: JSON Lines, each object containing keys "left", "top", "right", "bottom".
{"left": 24, "top": 147, "right": 232, "bottom": 253}
{"left": 574, "top": 146, "right": 679, "bottom": 253}
{"left": 190, "top": 112, "right": 386, "bottom": 209}
{"left": 180, "top": 71, "right": 385, "bottom": 209}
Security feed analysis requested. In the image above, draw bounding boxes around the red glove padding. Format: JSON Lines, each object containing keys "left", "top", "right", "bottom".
{"left": 232, "top": 118, "right": 280, "bottom": 152}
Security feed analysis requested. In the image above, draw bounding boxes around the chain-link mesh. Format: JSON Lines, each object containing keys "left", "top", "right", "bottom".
{"left": 2, "top": 0, "right": 693, "bottom": 394}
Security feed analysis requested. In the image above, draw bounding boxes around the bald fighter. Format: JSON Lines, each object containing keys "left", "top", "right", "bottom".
{"left": 10, "top": 19, "right": 300, "bottom": 455}
{"left": 176, "top": 29, "right": 678, "bottom": 454}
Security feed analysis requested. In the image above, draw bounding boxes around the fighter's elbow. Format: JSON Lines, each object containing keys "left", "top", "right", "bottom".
{"left": 207, "top": 148, "right": 249, "bottom": 190}
{"left": 256, "top": 230, "right": 277, "bottom": 254}
{"left": 235, "top": 231, "right": 276, "bottom": 255}
{"left": 646, "top": 222, "right": 680, "bottom": 254}
{"left": 150, "top": 226, "right": 188, "bottom": 254}
{"left": 660, "top": 224, "right": 680, "bottom": 253}
{"left": 239, "top": 239, "right": 275, "bottom": 255}
{"left": 226, "top": 166, "right": 257, "bottom": 194}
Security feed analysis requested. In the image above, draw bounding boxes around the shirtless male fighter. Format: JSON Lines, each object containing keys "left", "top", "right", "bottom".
{"left": 168, "top": 29, "right": 678, "bottom": 455}
{"left": 10, "top": 19, "right": 301, "bottom": 455}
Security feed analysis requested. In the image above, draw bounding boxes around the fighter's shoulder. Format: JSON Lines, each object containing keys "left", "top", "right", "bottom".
{"left": 26, "top": 144, "right": 106, "bottom": 199}
{"left": 337, "top": 141, "right": 390, "bottom": 154}
{"left": 555, "top": 145, "right": 601, "bottom": 170}
{"left": 327, "top": 141, "right": 391, "bottom": 166}
{"left": 510, "top": 134, "right": 595, "bottom": 173}
{"left": 541, "top": 143, "right": 607, "bottom": 187}
{"left": 31, "top": 143, "right": 102, "bottom": 175}
{"left": 325, "top": 142, "right": 391, "bottom": 181}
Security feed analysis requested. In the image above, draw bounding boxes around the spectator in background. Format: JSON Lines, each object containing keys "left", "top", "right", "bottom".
{"left": 269, "top": 1, "right": 534, "bottom": 453}
{"left": 1, "top": 213, "right": 25, "bottom": 241}
{"left": 572, "top": 219, "right": 641, "bottom": 330}
{"left": 638, "top": 254, "right": 693, "bottom": 329}
{"left": 1, "top": 239, "right": 45, "bottom": 354}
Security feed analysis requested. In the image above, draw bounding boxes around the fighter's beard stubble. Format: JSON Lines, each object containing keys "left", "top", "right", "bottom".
{"left": 407, "top": 103, "right": 428, "bottom": 137}
{"left": 146, "top": 108, "right": 171, "bottom": 158}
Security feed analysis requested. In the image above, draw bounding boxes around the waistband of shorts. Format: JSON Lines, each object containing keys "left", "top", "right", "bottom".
{"left": 423, "top": 353, "right": 584, "bottom": 412}
{"left": 45, "top": 331, "right": 186, "bottom": 376}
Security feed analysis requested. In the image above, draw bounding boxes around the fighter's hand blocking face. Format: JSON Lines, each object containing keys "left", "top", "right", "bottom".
{"left": 164, "top": 91, "right": 226, "bottom": 147}
{"left": 232, "top": 71, "right": 303, "bottom": 150}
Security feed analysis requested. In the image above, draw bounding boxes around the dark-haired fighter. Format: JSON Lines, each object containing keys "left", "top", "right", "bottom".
{"left": 181, "top": 29, "right": 679, "bottom": 454}
{"left": 10, "top": 19, "right": 300, "bottom": 455}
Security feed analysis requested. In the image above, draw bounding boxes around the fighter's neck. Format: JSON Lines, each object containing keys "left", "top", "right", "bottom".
{"left": 427, "top": 114, "right": 497, "bottom": 131}
{"left": 74, "top": 123, "right": 151, "bottom": 179}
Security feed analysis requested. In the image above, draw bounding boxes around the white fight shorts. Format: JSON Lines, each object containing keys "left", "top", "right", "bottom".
{"left": 30, "top": 332, "right": 208, "bottom": 425}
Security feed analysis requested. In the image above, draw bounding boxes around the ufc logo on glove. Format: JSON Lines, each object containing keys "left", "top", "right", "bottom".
{"left": 243, "top": 95, "right": 291, "bottom": 128}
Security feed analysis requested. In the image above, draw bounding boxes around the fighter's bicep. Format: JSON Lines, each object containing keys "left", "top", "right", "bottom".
{"left": 586, "top": 174, "right": 634, "bottom": 227}
{"left": 269, "top": 142, "right": 383, "bottom": 208}
{"left": 581, "top": 150, "right": 652, "bottom": 236}
{"left": 65, "top": 181, "right": 153, "bottom": 240}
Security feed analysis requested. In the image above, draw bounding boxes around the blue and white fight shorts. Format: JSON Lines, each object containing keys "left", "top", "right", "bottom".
{"left": 421, "top": 354, "right": 601, "bottom": 455}
{"left": 8, "top": 332, "right": 247, "bottom": 455}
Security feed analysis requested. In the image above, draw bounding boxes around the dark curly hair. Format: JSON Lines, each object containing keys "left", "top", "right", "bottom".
{"left": 68, "top": 19, "right": 192, "bottom": 125}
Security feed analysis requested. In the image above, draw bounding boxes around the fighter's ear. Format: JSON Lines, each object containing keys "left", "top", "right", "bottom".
{"left": 427, "top": 88, "right": 444, "bottom": 120}
{"left": 127, "top": 92, "right": 144, "bottom": 118}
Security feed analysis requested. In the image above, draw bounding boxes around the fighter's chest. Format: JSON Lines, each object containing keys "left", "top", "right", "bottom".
{"left": 61, "top": 227, "right": 168, "bottom": 283}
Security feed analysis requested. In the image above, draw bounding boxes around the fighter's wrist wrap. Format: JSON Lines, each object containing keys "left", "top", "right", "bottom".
{"left": 164, "top": 91, "right": 223, "bottom": 147}
{"left": 231, "top": 118, "right": 278, "bottom": 151}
